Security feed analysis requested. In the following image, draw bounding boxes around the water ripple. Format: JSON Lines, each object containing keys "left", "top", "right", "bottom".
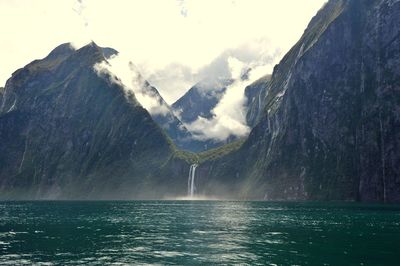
{"left": 0, "top": 201, "right": 399, "bottom": 265}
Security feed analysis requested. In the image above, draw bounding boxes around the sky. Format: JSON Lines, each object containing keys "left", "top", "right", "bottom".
{"left": 0, "top": 0, "right": 326, "bottom": 103}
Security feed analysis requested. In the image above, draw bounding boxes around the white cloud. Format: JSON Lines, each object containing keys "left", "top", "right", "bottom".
{"left": 94, "top": 54, "right": 170, "bottom": 116}
{"left": 186, "top": 56, "right": 271, "bottom": 141}
{"left": 0, "top": 0, "right": 327, "bottom": 103}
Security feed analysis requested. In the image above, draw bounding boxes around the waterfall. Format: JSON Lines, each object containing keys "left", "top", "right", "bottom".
{"left": 187, "top": 164, "right": 198, "bottom": 197}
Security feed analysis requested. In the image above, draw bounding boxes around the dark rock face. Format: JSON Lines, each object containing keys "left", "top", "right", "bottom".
{"left": 201, "top": 0, "right": 400, "bottom": 203}
{"left": 244, "top": 75, "right": 271, "bottom": 128}
{"left": 0, "top": 88, "right": 3, "bottom": 105}
{"left": 0, "top": 42, "right": 189, "bottom": 199}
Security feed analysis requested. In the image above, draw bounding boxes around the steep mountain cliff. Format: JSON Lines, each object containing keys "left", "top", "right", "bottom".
{"left": 0, "top": 87, "right": 3, "bottom": 105}
{"left": 0, "top": 42, "right": 189, "bottom": 199}
{"left": 200, "top": 0, "right": 400, "bottom": 203}
{"left": 244, "top": 74, "right": 271, "bottom": 128}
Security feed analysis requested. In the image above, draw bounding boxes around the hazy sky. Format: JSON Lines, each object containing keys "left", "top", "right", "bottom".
{"left": 0, "top": 0, "right": 326, "bottom": 103}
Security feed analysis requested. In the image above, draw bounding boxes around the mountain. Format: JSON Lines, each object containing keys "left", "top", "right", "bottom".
{"left": 132, "top": 75, "right": 196, "bottom": 152}
{"left": 172, "top": 78, "right": 232, "bottom": 123}
{"left": 173, "top": 71, "right": 257, "bottom": 126}
{"left": 198, "top": 0, "right": 400, "bottom": 203}
{"left": 172, "top": 73, "right": 259, "bottom": 151}
{"left": 244, "top": 74, "right": 271, "bottom": 128}
{"left": 0, "top": 42, "right": 190, "bottom": 199}
{"left": 171, "top": 78, "right": 235, "bottom": 151}
{"left": 0, "top": 87, "right": 3, "bottom": 105}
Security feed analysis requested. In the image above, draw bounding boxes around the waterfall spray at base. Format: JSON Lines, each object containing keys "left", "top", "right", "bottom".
{"left": 188, "top": 164, "right": 198, "bottom": 197}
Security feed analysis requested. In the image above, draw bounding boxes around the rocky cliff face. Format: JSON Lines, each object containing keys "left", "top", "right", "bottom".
{"left": 0, "top": 87, "right": 3, "bottom": 106}
{"left": 0, "top": 42, "right": 189, "bottom": 199}
{"left": 244, "top": 74, "right": 271, "bottom": 128}
{"left": 200, "top": 0, "right": 400, "bottom": 202}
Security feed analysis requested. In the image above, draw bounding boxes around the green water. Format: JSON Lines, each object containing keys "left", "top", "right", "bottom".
{"left": 0, "top": 201, "right": 399, "bottom": 265}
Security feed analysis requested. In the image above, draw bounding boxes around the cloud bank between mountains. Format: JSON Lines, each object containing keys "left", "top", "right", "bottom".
{"left": 0, "top": 0, "right": 327, "bottom": 142}
{"left": 95, "top": 50, "right": 272, "bottom": 142}
{"left": 185, "top": 57, "right": 271, "bottom": 142}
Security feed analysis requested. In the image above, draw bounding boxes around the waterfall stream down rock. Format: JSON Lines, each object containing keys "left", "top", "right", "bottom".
{"left": 187, "top": 164, "right": 198, "bottom": 197}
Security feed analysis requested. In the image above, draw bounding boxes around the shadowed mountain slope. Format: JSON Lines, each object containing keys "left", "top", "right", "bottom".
{"left": 0, "top": 42, "right": 189, "bottom": 199}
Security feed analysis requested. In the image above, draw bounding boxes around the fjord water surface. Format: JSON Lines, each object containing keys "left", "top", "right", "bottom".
{"left": 0, "top": 201, "right": 399, "bottom": 265}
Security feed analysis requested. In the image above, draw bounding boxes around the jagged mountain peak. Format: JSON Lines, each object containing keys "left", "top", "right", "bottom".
{"left": 73, "top": 42, "right": 110, "bottom": 65}
{"left": 9, "top": 42, "right": 117, "bottom": 82}
{"left": 101, "top": 47, "right": 119, "bottom": 59}
{"left": 46, "top": 43, "right": 76, "bottom": 59}
{"left": 194, "top": 77, "right": 233, "bottom": 93}
{"left": 75, "top": 41, "right": 119, "bottom": 60}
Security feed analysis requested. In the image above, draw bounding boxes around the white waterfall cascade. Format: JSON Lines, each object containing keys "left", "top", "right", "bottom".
{"left": 187, "top": 164, "right": 198, "bottom": 197}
